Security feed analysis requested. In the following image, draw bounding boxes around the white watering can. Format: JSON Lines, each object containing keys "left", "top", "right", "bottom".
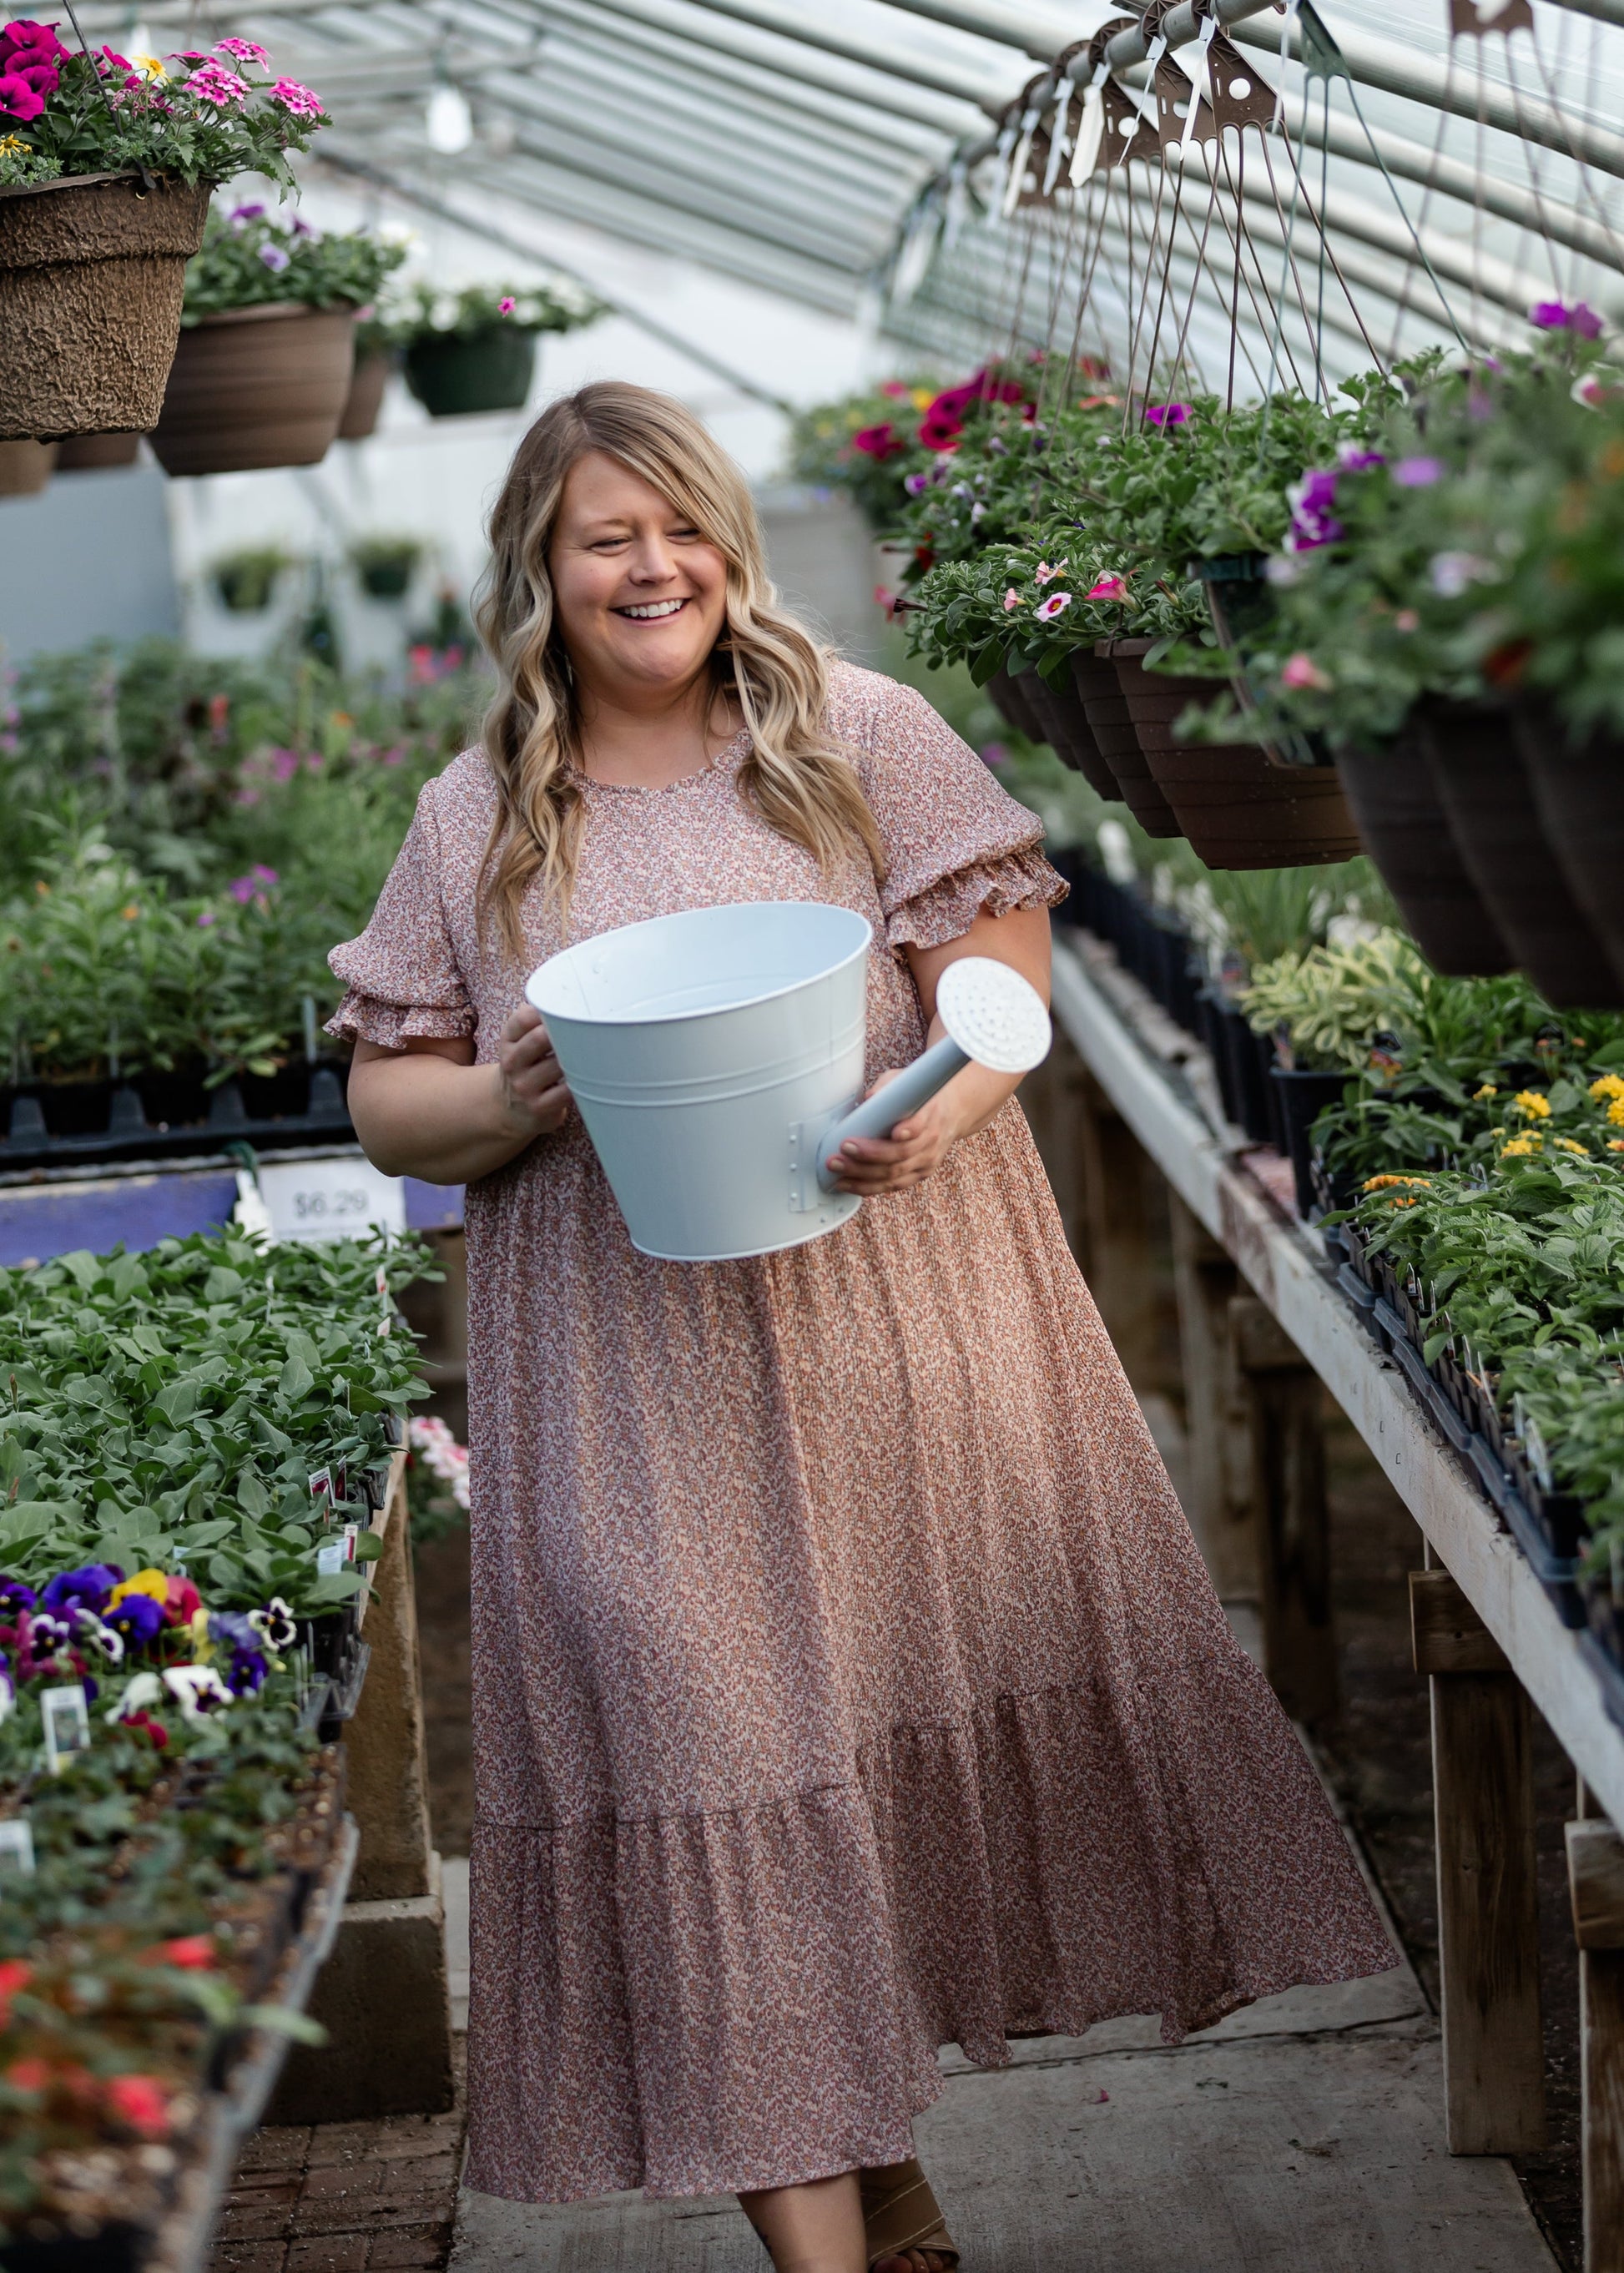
{"left": 525, "top": 900, "right": 1052, "bottom": 1262}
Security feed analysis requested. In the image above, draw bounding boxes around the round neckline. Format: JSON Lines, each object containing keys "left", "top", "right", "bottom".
{"left": 572, "top": 725, "right": 750, "bottom": 795}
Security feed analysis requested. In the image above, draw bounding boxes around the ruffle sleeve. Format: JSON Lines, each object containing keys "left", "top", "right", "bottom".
{"left": 325, "top": 776, "right": 477, "bottom": 1049}
{"left": 850, "top": 677, "right": 1068, "bottom": 955}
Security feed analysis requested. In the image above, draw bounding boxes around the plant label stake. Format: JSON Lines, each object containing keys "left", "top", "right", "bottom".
{"left": 0, "top": 1821, "right": 36, "bottom": 1879}
{"left": 41, "top": 1683, "right": 89, "bottom": 1775}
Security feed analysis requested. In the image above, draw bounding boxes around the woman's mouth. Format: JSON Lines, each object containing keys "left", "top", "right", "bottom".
{"left": 614, "top": 598, "right": 688, "bottom": 620}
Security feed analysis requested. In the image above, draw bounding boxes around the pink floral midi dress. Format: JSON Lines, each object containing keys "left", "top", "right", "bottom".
{"left": 330, "top": 662, "right": 1393, "bottom": 2205}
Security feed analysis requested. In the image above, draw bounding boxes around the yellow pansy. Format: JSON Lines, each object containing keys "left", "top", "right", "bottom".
{"left": 1512, "top": 1090, "right": 1551, "bottom": 1118}
{"left": 107, "top": 1570, "right": 169, "bottom": 1609}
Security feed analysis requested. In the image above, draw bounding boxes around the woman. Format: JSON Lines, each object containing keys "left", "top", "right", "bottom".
{"left": 333, "top": 382, "right": 1393, "bottom": 2273}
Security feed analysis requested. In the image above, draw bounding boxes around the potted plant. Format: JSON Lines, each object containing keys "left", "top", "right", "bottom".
{"left": 209, "top": 542, "right": 294, "bottom": 612}
{"left": 150, "top": 204, "right": 403, "bottom": 476}
{"left": 56, "top": 430, "right": 139, "bottom": 468}
{"left": 338, "top": 307, "right": 396, "bottom": 439}
{"left": 389, "top": 279, "right": 603, "bottom": 418}
{"left": 0, "top": 31, "right": 326, "bottom": 440}
{"left": 350, "top": 532, "right": 421, "bottom": 600}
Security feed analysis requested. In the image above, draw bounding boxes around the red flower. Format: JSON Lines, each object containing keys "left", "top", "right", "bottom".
{"left": 157, "top": 1936, "right": 214, "bottom": 1969}
{"left": 916, "top": 413, "right": 963, "bottom": 452}
{"left": 164, "top": 1575, "right": 200, "bottom": 1626}
{"left": 121, "top": 1709, "right": 169, "bottom": 1748}
{"left": 0, "top": 1960, "right": 29, "bottom": 2027}
{"left": 850, "top": 421, "right": 905, "bottom": 461}
{"left": 105, "top": 2074, "right": 171, "bottom": 2138}
{"left": 6, "top": 2057, "right": 48, "bottom": 2094}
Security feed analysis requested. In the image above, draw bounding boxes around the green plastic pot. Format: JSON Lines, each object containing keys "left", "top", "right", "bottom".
{"left": 402, "top": 325, "right": 537, "bottom": 417}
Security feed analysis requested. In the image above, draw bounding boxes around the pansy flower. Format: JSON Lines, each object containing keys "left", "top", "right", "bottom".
{"left": 41, "top": 1564, "right": 122, "bottom": 1616}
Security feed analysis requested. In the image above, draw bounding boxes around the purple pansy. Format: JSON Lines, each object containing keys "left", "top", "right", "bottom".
{"left": 40, "top": 1564, "right": 124, "bottom": 1615}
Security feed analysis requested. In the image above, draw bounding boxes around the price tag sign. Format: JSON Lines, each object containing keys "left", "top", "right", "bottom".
{"left": 258, "top": 1156, "right": 406, "bottom": 1247}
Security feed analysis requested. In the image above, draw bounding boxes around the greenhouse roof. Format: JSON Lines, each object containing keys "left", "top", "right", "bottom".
{"left": 72, "top": 0, "right": 1624, "bottom": 393}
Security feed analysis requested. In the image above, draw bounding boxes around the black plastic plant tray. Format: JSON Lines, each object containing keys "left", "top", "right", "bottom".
{"left": 0, "top": 1066, "right": 353, "bottom": 1171}
{"left": 0, "top": 2225, "right": 147, "bottom": 2271}
{"left": 1581, "top": 1630, "right": 1624, "bottom": 1735}
{"left": 1336, "top": 1262, "right": 1376, "bottom": 1313}
{"left": 1499, "top": 1483, "right": 1586, "bottom": 1628}
{"left": 318, "top": 1640, "right": 371, "bottom": 1741}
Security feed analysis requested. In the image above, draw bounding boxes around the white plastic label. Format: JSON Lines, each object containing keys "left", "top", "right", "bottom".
{"left": 258, "top": 1157, "right": 406, "bottom": 1247}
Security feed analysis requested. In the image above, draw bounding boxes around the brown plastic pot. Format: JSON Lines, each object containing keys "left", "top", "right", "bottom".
{"left": 149, "top": 302, "right": 357, "bottom": 477}
{"left": 57, "top": 431, "right": 141, "bottom": 471}
{"left": 1417, "top": 694, "right": 1624, "bottom": 1009}
{"left": 0, "top": 173, "right": 210, "bottom": 440}
{"left": 0, "top": 438, "right": 56, "bottom": 495}
{"left": 338, "top": 349, "right": 393, "bottom": 441}
{"left": 986, "top": 664, "right": 1044, "bottom": 743}
{"left": 1334, "top": 732, "right": 1511, "bottom": 976}
{"left": 1020, "top": 668, "right": 1118, "bottom": 797}
{"left": 1115, "top": 642, "right": 1361, "bottom": 869}
{"left": 1511, "top": 697, "right": 1624, "bottom": 997}
{"left": 1082, "top": 641, "right": 1179, "bottom": 836}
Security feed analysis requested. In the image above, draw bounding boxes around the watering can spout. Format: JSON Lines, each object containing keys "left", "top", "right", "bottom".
{"left": 815, "top": 956, "right": 1052, "bottom": 1192}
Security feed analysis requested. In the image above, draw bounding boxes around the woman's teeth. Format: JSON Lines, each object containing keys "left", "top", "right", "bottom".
{"left": 617, "top": 599, "right": 687, "bottom": 619}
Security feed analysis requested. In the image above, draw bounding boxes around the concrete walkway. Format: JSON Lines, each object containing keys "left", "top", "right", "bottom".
{"left": 440, "top": 1865, "right": 1556, "bottom": 2273}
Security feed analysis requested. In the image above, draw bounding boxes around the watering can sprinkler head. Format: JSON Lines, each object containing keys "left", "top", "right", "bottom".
{"left": 815, "top": 956, "right": 1052, "bottom": 1192}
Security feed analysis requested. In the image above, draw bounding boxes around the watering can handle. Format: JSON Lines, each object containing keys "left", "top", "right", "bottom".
{"left": 814, "top": 1036, "right": 969, "bottom": 1191}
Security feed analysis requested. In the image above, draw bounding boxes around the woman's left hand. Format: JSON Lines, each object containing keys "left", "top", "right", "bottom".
{"left": 825, "top": 1071, "right": 958, "bottom": 1195}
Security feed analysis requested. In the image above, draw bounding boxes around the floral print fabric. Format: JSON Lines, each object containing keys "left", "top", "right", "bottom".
{"left": 329, "top": 663, "right": 1394, "bottom": 2204}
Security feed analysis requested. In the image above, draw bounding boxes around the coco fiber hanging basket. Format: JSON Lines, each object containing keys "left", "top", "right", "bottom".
{"left": 0, "top": 173, "right": 211, "bottom": 439}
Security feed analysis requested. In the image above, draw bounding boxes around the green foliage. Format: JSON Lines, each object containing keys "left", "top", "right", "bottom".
{"left": 182, "top": 205, "right": 405, "bottom": 323}
{"left": 210, "top": 545, "right": 295, "bottom": 613}
{"left": 0, "top": 1229, "right": 435, "bottom": 1616}
{"left": 375, "top": 278, "right": 603, "bottom": 346}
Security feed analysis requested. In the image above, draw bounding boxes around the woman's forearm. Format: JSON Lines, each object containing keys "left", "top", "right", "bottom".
{"left": 347, "top": 1052, "right": 545, "bottom": 1183}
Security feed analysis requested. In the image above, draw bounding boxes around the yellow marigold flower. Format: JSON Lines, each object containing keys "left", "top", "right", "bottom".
{"left": 1610, "top": 1099, "right": 1624, "bottom": 1127}
{"left": 1591, "top": 1074, "right": 1624, "bottom": 1102}
{"left": 1361, "top": 1174, "right": 1431, "bottom": 1192}
{"left": 1513, "top": 1090, "right": 1551, "bottom": 1118}
{"left": 1473, "top": 1083, "right": 1498, "bottom": 1101}
{"left": 1611, "top": 1139, "right": 1624, "bottom": 1153}
{"left": 1556, "top": 1137, "right": 1590, "bottom": 1155}
{"left": 1500, "top": 1136, "right": 1536, "bottom": 1157}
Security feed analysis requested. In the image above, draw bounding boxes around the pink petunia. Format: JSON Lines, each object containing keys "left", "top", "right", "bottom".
{"left": 1087, "top": 575, "right": 1127, "bottom": 602}
{"left": 1034, "top": 592, "right": 1072, "bottom": 622}
{"left": 0, "top": 22, "right": 68, "bottom": 68}
{"left": 267, "top": 73, "right": 321, "bottom": 117}
{"left": 0, "top": 68, "right": 43, "bottom": 117}
{"left": 498, "top": 295, "right": 516, "bottom": 314}
{"left": 1280, "top": 652, "right": 1332, "bottom": 692}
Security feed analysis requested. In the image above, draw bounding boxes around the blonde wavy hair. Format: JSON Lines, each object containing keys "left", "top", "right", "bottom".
{"left": 474, "top": 381, "right": 885, "bottom": 956}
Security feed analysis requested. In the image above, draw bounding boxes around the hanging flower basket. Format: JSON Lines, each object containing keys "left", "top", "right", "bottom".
{"left": 0, "top": 436, "right": 55, "bottom": 493}
{"left": 403, "top": 323, "right": 537, "bottom": 417}
{"left": 338, "top": 348, "right": 393, "bottom": 440}
{"left": 0, "top": 174, "right": 210, "bottom": 439}
{"left": 1334, "top": 733, "right": 1512, "bottom": 976}
{"left": 1510, "top": 699, "right": 1624, "bottom": 1000}
{"left": 56, "top": 430, "right": 141, "bottom": 469}
{"left": 149, "top": 302, "right": 357, "bottom": 476}
{"left": 1088, "top": 641, "right": 1181, "bottom": 837}
{"left": 1110, "top": 637, "right": 1361, "bottom": 869}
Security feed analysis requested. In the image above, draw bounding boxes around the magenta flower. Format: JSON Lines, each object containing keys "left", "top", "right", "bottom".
{"left": 1336, "top": 443, "right": 1384, "bottom": 471}
{"left": 1285, "top": 466, "right": 1343, "bottom": 552}
{"left": 1144, "top": 401, "right": 1190, "bottom": 427}
{"left": 1530, "top": 298, "right": 1603, "bottom": 340}
{"left": 498, "top": 295, "right": 516, "bottom": 315}
{"left": 229, "top": 200, "right": 265, "bottom": 224}
{"left": 259, "top": 242, "right": 290, "bottom": 272}
{"left": 0, "top": 68, "right": 44, "bottom": 117}
{"left": 0, "top": 21, "right": 68, "bottom": 68}
{"left": 903, "top": 470, "right": 929, "bottom": 496}
{"left": 228, "top": 864, "right": 280, "bottom": 903}
{"left": 268, "top": 73, "right": 321, "bottom": 117}
{"left": 186, "top": 58, "right": 249, "bottom": 103}
{"left": 214, "top": 35, "right": 269, "bottom": 63}
{"left": 269, "top": 747, "right": 300, "bottom": 782}
{"left": 1395, "top": 456, "right": 1443, "bottom": 487}
{"left": 1034, "top": 592, "right": 1072, "bottom": 622}
{"left": 1087, "top": 574, "right": 1128, "bottom": 602}
{"left": 851, "top": 421, "right": 905, "bottom": 461}
{"left": 1280, "top": 652, "right": 1332, "bottom": 692}
{"left": 196, "top": 910, "right": 218, "bottom": 928}
{"left": 981, "top": 741, "right": 1008, "bottom": 769}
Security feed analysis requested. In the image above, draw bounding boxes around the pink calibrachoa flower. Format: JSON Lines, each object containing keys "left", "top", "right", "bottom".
{"left": 267, "top": 74, "right": 321, "bottom": 117}
{"left": 498, "top": 295, "right": 516, "bottom": 315}
{"left": 1087, "top": 574, "right": 1128, "bottom": 602}
{"left": 1033, "top": 561, "right": 1062, "bottom": 586}
{"left": 1280, "top": 652, "right": 1333, "bottom": 692}
{"left": 1034, "top": 592, "right": 1072, "bottom": 622}
{"left": 1002, "top": 588, "right": 1021, "bottom": 612}
{"left": 214, "top": 36, "right": 269, "bottom": 62}
{"left": 186, "top": 58, "right": 250, "bottom": 104}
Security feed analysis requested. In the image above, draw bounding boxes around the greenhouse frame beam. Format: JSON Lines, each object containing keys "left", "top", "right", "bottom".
{"left": 318, "top": 149, "right": 852, "bottom": 364}
{"left": 665, "top": 0, "right": 1026, "bottom": 108}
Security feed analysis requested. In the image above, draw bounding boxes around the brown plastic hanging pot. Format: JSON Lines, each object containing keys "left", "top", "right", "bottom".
{"left": 1510, "top": 697, "right": 1624, "bottom": 998}
{"left": 338, "top": 349, "right": 394, "bottom": 441}
{"left": 0, "top": 438, "right": 57, "bottom": 495}
{"left": 986, "top": 664, "right": 1044, "bottom": 743}
{"left": 0, "top": 174, "right": 211, "bottom": 439}
{"left": 1416, "top": 693, "right": 1624, "bottom": 1008}
{"left": 1334, "top": 730, "right": 1511, "bottom": 976}
{"left": 56, "top": 431, "right": 141, "bottom": 470}
{"left": 149, "top": 302, "right": 357, "bottom": 476}
{"left": 1082, "top": 641, "right": 1180, "bottom": 836}
{"left": 1019, "top": 667, "right": 1119, "bottom": 798}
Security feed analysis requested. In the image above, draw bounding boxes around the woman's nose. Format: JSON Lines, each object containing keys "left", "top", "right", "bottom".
{"left": 627, "top": 534, "right": 679, "bottom": 583}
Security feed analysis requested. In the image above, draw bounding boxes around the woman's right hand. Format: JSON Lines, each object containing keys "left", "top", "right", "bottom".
{"left": 498, "top": 1003, "right": 572, "bottom": 1137}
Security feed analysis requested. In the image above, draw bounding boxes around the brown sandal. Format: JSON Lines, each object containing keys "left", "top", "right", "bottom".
{"left": 859, "top": 2156, "right": 961, "bottom": 2270}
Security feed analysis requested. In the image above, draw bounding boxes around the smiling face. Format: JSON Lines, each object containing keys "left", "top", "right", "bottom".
{"left": 547, "top": 450, "right": 731, "bottom": 708}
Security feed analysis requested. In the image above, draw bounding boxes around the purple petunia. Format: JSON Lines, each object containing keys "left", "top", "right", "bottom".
{"left": 1395, "top": 456, "right": 1443, "bottom": 487}
{"left": 259, "top": 243, "right": 290, "bottom": 273}
{"left": 1530, "top": 298, "right": 1604, "bottom": 340}
{"left": 1285, "top": 466, "right": 1344, "bottom": 552}
{"left": 1144, "top": 402, "right": 1190, "bottom": 427}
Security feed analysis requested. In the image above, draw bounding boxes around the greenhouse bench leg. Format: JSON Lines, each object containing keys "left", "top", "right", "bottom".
{"left": 265, "top": 1457, "right": 456, "bottom": 2122}
{"left": 1412, "top": 1568, "right": 1546, "bottom": 2155}
{"left": 1229, "top": 1295, "right": 1336, "bottom": 1722}
{"left": 1169, "top": 1196, "right": 1257, "bottom": 1604}
{"left": 1568, "top": 1802, "right": 1624, "bottom": 2273}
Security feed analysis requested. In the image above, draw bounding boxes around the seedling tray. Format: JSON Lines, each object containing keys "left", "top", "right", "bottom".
{"left": 0, "top": 1066, "right": 353, "bottom": 1172}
